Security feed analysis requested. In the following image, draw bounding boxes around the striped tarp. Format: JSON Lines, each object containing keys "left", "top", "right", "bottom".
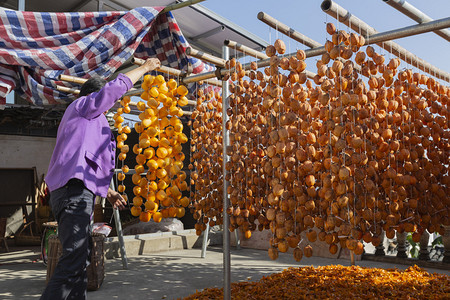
{"left": 0, "top": 7, "right": 215, "bottom": 106}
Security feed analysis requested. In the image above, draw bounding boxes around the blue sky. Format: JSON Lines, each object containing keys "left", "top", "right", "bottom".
{"left": 202, "top": 0, "right": 450, "bottom": 85}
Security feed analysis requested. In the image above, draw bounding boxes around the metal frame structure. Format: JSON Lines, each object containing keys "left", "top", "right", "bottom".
{"left": 382, "top": 0, "right": 450, "bottom": 42}
{"left": 321, "top": 0, "right": 450, "bottom": 82}
{"left": 2, "top": 1, "right": 450, "bottom": 299}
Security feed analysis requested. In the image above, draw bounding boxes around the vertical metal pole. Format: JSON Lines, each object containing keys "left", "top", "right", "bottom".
{"left": 200, "top": 223, "right": 210, "bottom": 258}
{"left": 234, "top": 230, "right": 241, "bottom": 249}
{"left": 18, "top": 0, "right": 25, "bottom": 11}
{"left": 110, "top": 178, "right": 128, "bottom": 269}
{"left": 222, "top": 45, "right": 231, "bottom": 300}
{"left": 97, "top": 0, "right": 104, "bottom": 11}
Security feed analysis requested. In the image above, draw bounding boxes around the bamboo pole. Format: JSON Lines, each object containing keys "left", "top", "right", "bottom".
{"left": 131, "top": 57, "right": 184, "bottom": 77}
{"left": 185, "top": 17, "right": 450, "bottom": 84}
{"left": 59, "top": 74, "right": 87, "bottom": 84}
{"left": 56, "top": 86, "right": 193, "bottom": 117}
{"left": 58, "top": 72, "right": 199, "bottom": 106}
{"left": 199, "top": 79, "right": 223, "bottom": 87}
{"left": 256, "top": 12, "right": 366, "bottom": 78}
{"left": 186, "top": 47, "right": 227, "bottom": 67}
{"left": 224, "top": 39, "right": 269, "bottom": 60}
{"left": 257, "top": 12, "right": 322, "bottom": 49}
{"left": 160, "top": 0, "right": 205, "bottom": 14}
{"left": 56, "top": 85, "right": 80, "bottom": 95}
{"left": 321, "top": 0, "right": 450, "bottom": 82}
{"left": 224, "top": 39, "right": 316, "bottom": 80}
{"left": 132, "top": 57, "right": 223, "bottom": 87}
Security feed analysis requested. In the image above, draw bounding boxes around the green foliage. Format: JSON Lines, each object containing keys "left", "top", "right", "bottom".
{"left": 406, "top": 233, "right": 419, "bottom": 258}
{"left": 431, "top": 235, "right": 442, "bottom": 247}
{"left": 406, "top": 233, "right": 442, "bottom": 259}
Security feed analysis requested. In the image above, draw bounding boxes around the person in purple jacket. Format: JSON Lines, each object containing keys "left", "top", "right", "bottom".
{"left": 41, "top": 58, "right": 160, "bottom": 300}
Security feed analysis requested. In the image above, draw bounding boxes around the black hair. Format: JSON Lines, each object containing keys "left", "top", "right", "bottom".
{"left": 78, "top": 76, "right": 107, "bottom": 97}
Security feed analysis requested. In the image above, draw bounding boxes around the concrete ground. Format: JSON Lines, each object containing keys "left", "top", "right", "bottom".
{"left": 0, "top": 244, "right": 449, "bottom": 300}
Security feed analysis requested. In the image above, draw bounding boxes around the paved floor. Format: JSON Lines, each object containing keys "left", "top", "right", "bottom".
{"left": 0, "top": 245, "right": 449, "bottom": 300}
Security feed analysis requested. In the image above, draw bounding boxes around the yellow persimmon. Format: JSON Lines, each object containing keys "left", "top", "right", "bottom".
{"left": 139, "top": 138, "right": 151, "bottom": 149}
{"left": 136, "top": 154, "right": 146, "bottom": 165}
{"left": 133, "top": 186, "right": 142, "bottom": 196}
{"left": 149, "top": 87, "right": 159, "bottom": 98}
{"left": 144, "top": 200, "right": 157, "bottom": 212}
{"left": 149, "top": 137, "right": 159, "bottom": 148}
{"left": 123, "top": 106, "right": 131, "bottom": 114}
{"left": 121, "top": 145, "right": 129, "bottom": 153}
{"left": 156, "top": 147, "right": 168, "bottom": 158}
{"left": 148, "top": 181, "right": 158, "bottom": 192}
{"left": 132, "top": 147, "right": 142, "bottom": 159}
{"left": 136, "top": 101, "right": 146, "bottom": 111}
{"left": 167, "top": 79, "right": 177, "bottom": 90}
{"left": 147, "top": 191, "right": 156, "bottom": 203}
{"left": 130, "top": 206, "right": 141, "bottom": 217}
{"left": 143, "top": 147, "right": 155, "bottom": 159}
{"left": 152, "top": 211, "right": 162, "bottom": 223}
{"left": 139, "top": 210, "right": 152, "bottom": 222}
{"left": 176, "top": 85, "right": 188, "bottom": 97}
{"left": 147, "top": 98, "right": 159, "bottom": 108}
{"left": 176, "top": 207, "right": 185, "bottom": 218}
{"left": 156, "top": 168, "right": 167, "bottom": 179}
{"left": 132, "top": 173, "right": 142, "bottom": 185}
{"left": 146, "top": 159, "right": 158, "bottom": 171}
{"left": 180, "top": 197, "right": 189, "bottom": 207}
{"left": 133, "top": 196, "right": 143, "bottom": 207}
{"left": 157, "top": 180, "right": 168, "bottom": 190}
{"left": 135, "top": 164, "right": 145, "bottom": 175}
{"left": 156, "top": 190, "right": 167, "bottom": 201}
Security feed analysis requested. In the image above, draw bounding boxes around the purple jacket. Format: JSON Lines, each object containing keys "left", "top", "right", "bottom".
{"left": 46, "top": 74, "right": 132, "bottom": 197}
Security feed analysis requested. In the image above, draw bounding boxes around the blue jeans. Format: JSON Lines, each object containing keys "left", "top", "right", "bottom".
{"left": 41, "top": 179, "right": 95, "bottom": 300}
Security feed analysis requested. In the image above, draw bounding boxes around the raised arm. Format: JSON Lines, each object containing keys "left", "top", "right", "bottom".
{"left": 124, "top": 58, "right": 161, "bottom": 85}
{"left": 75, "top": 58, "right": 161, "bottom": 119}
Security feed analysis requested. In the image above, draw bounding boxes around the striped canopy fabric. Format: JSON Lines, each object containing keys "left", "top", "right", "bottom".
{"left": 0, "top": 7, "right": 215, "bottom": 106}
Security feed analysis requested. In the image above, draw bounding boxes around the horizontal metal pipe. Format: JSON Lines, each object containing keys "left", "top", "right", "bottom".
{"left": 321, "top": 0, "right": 450, "bottom": 82}
{"left": 186, "top": 13, "right": 450, "bottom": 84}
{"left": 257, "top": 11, "right": 322, "bottom": 49}
{"left": 224, "top": 39, "right": 268, "bottom": 60}
{"left": 366, "top": 17, "right": 450, "bottom": 45}
{"left": 183, "top": 46, "right": 328, "bottom": 84}
{"left": 187, "top": 10, "right": 450, "bottom": 83}
{"left": 161, "top": 0, "right": 205, "bottom": 13}
{"left": 186, "top": 47, "right": 226, "bottom": 67}
{"left": 383, "top": 0, "right": 450, "bottom": 42}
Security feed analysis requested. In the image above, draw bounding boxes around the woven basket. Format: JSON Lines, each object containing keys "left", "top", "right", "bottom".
{"left": 46, "top": 233, "right": 105, "bottom": 291}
